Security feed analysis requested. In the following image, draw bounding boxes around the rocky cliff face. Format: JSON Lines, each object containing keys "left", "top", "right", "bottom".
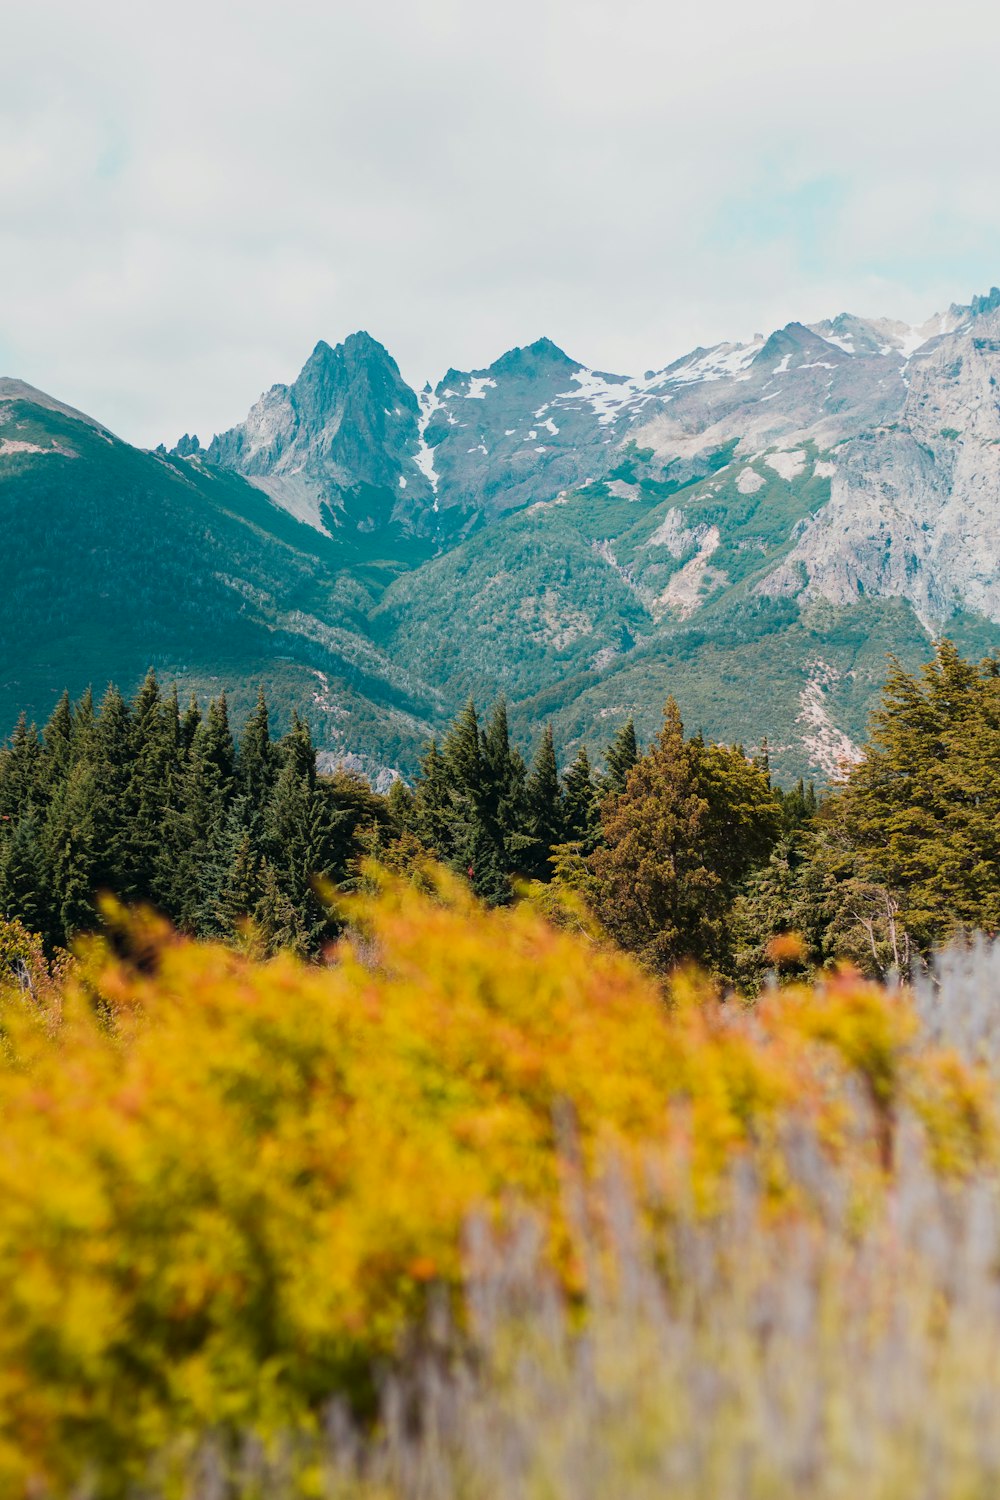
{"left": 761, "top": 292, "right": 1000, "bottom": 627}
{"left": 203, "top": 332, "right": 434, "bottom": 534}
{"left": 160, "top": 286, "right": 1000, "bottom": 780}
{"left": 200, "top": 297, "right": 997, "bottom": 567}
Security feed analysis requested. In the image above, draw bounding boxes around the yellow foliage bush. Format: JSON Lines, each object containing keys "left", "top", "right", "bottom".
{"left": 0, "top": 870, "right": 990, "bottom": 1495}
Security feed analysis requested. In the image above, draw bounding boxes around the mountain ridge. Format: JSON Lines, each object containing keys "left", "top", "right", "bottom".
{"left": 5, "top": 283, "right": 1000, "bottom": 784}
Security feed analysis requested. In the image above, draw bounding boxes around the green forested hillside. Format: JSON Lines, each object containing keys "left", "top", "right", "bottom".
{"left": 0, "top": 392, "right": 442, "bottom": 770}
{"left": 6, "top": 383, "right": 1000, "bottom": 786}
{"left": 372, "top": 450, "right": 973, "bottom": 779}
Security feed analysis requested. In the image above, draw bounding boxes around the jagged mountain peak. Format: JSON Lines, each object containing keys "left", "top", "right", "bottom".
{"left": 188, "top": 282, "right": 1000, "bottom": 548}
{"left": 203, "top": 332, "right": 431, "bottom": 534}
{"left": 754, "top": 321, "right": 845, "bottom": 366}
{"left": 968, "top": 286, "right": 1000, "bottom": 319}
{"left": 298, "top": 330, "right": 407, "bottom": 390}
{"left": 488, "top": 336, "right": 581, "bottom": 378}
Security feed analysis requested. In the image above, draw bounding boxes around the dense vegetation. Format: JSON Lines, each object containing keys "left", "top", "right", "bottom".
{"left": 0, "top": 674, "right": 391, "bottom": 955}
{"left": 0, "top": 876, "right": 991, "bottom": 1495}
{"left": 1, "top": 642, "right": 1000, "bottom": 1493}
{"left": 0, "top": 395, "right": 441, "bottom": 771}
{"left": 6, "top": 641, "right": 1000, "bottom": 984}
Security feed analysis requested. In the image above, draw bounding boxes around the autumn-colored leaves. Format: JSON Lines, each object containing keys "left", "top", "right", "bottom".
{"left": 0, "top": 874, "right": 990, "bottom": 1493}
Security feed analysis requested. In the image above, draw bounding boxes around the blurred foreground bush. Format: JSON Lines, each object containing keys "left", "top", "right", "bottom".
{"left": 0, "top": 877, "right": 992, "bottom": 1495}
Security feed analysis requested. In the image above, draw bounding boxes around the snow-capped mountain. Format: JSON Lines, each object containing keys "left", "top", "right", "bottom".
{"left": 196, "top": 288, "right": 1000, "bottom": 632}
{"left": 25, "top": 281, "right": 994, "bottom": 781}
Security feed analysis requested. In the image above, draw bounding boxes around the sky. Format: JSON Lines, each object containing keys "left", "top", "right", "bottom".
{"left": 3, "top": 0, "right": 1000, "bottom": 448}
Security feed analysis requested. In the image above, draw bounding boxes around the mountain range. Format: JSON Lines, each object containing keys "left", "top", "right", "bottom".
{"left": 4, "top": 286, "right": 1000, "bottom": 784}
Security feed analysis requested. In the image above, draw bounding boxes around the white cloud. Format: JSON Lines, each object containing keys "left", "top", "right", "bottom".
{"left": 2, "top": 0, "right": 1000, "bottom": 445}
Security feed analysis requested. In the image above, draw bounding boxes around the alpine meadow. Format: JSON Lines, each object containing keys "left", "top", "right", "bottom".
{"left": 6, "top": 1, "right": 1000, "bottom": 1495}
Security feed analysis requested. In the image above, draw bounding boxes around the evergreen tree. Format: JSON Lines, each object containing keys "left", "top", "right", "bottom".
{"left": 480, "top": 698, "right": 530, "bottom": 868}
{"left": 602, "top": 718, "right": 639, "bottom": 796}
{"left": 161, "top": 700, "right": 235, "bottom": 929}
{"left": 41, "top": 761, "right": 103, "bottom": 941}
{"left": 200, "top": 694, "right": 236, "bottom": 794}
{"left": 386, "top": 777, "right": 415, "bottom": 829}
{"left": 451, "top": 796, "right": 511, "bottom": 905}
{"left": 524, "top": 726, "right": 564, "bottom": 881}
{"left": 590, "top": 699, "right": 779, "bottom": 972}
{"left": 263, "top": 721, "right": 349, "bottom": 947}
{"left": 253, "top": 859, "right": 309, "bottom": 957}
{"left": 238, "top": 687, "right": 275, "bottom": 807}
{"left": 196, "top": 796, "right": 264, "bottom": 938}
{"left": 411, "top": 740, "right": 453, "bottom": 856}
{"left": 818, "top": 640, "right": 1000, "bottom": 962}
{"left": 71, "top": 687, "right": 98, "bottom": 762}
{"left": 562, "top": 746, "right": 601, "bottom": 854}
{"left": 180, "top": 694, "right": 202, "bottom": 753}
{"left": 0, "top": 812, "right": 53, "bottom": 944}
{"left": 40, "top": 692, "right": 73, "bottom": 793}
{"left": 130, "top": 668, "right": 161, "bottom": 755}
{"left": 90, "top": 686, "right": 133, "bottom": 896}
{"left": 129, "top": 675, "right": 181, "bottom": 901}
{"left": 442, "top": 700, "right": 483, "bottom": 798}
{"left": 0, "top": 715, "right": 42, "bottom": 818}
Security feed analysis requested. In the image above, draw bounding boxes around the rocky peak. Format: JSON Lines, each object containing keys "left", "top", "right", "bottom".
{"left": 968, "top": 286, "right": 1000, "bottom": 320}
{"left": 204, "top": 332, "right": 432, "bottom": 534}
{"left": 753, "top": 322, "right": 844, "bottom": 368}
{"left": 488, "top": 337, "right": 581, "bottom": 379}
{"left": 167, "top": 432, "right": 203, "bottom": 458}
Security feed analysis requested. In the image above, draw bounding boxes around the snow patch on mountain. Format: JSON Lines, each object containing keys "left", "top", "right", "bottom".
{"left": 668, "top": 340, "right": 763, "bottom": 384}
{"left": 414, "top": 388, "right": 441, "bottom": 497}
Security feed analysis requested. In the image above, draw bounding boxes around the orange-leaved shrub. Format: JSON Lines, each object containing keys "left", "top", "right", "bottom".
{"left": 0, "top": 869, "right": 990, "bottom": 1495}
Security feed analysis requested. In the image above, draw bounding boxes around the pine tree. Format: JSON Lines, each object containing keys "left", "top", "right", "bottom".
{"left": 238, "top": 687, "right": 275, "bottom": 806}
{"left": 201, "top": 694, "right": 236, "bottom": 795}
{"left": 411, "top": 740, "right": 455, "bottom": 857}
{"left": 0, "top": 812, "right": 53, "bottom": 944}
{"left": 524, "top": 726, "right": 564, "bottom": 881}
{"left": 196, "top": 796, "right": 264, "bottom": 938}
{"left": 161, "top": 701, "right": 235, "bottom": 930}
{"left": 821, "top": 640, "right": 1000, "bottom": 960}
{"left": 253, "top": 859, "right": 309, "bottom": 957}
{"left": 562, "top": 745, "right": 600, "bottom": 854}
{"left": 481, "top": 698, "right": 529, "bottom": 867}
{"left": 71, "top": 688, "right": 98, "bottom": 762}
{"left": 442, "top": 700, "right": 483, "bottom": 798}
{"left": 0, "top": 715, "right": 42, "bottom": 818}
{"left": 41, "top": 760, "right": 103, "bottom": 941}
{"left": 451, "top": 795, "right": 510, "bottom": 905}
{"left": 386, "top": 777, "right": 414, "bottom": 829}
{"left": 130, "top": 668, "right": 161, "bottom": 755}
{"left": 129, "top": 675, "right": 181, "bottom": 901}
{"left": 180, "top": 694, "right": 202, "bottom": 753}
{"left": 263, "top": 722, "right": 349, "bottom": 949}
{"left": 90, "top": 686, "right": 133, "bottom": 896}
{"left": 40, "top": 692, "right": 73, "bottom": 793}
{"left": 602, "top": 718, "right": 639, "bottom": 796}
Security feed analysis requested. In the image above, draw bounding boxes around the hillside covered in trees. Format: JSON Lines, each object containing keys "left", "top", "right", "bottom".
{"left": 2, "top": 641, "right": 999, "bottom": 985}
{"left": 1, "top": 643, "right": 1000, "bottom": 1495}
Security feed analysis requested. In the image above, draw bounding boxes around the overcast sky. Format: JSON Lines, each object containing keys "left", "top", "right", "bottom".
{"left": 3, "top": 0, "right": 1000, "bottom": 447}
